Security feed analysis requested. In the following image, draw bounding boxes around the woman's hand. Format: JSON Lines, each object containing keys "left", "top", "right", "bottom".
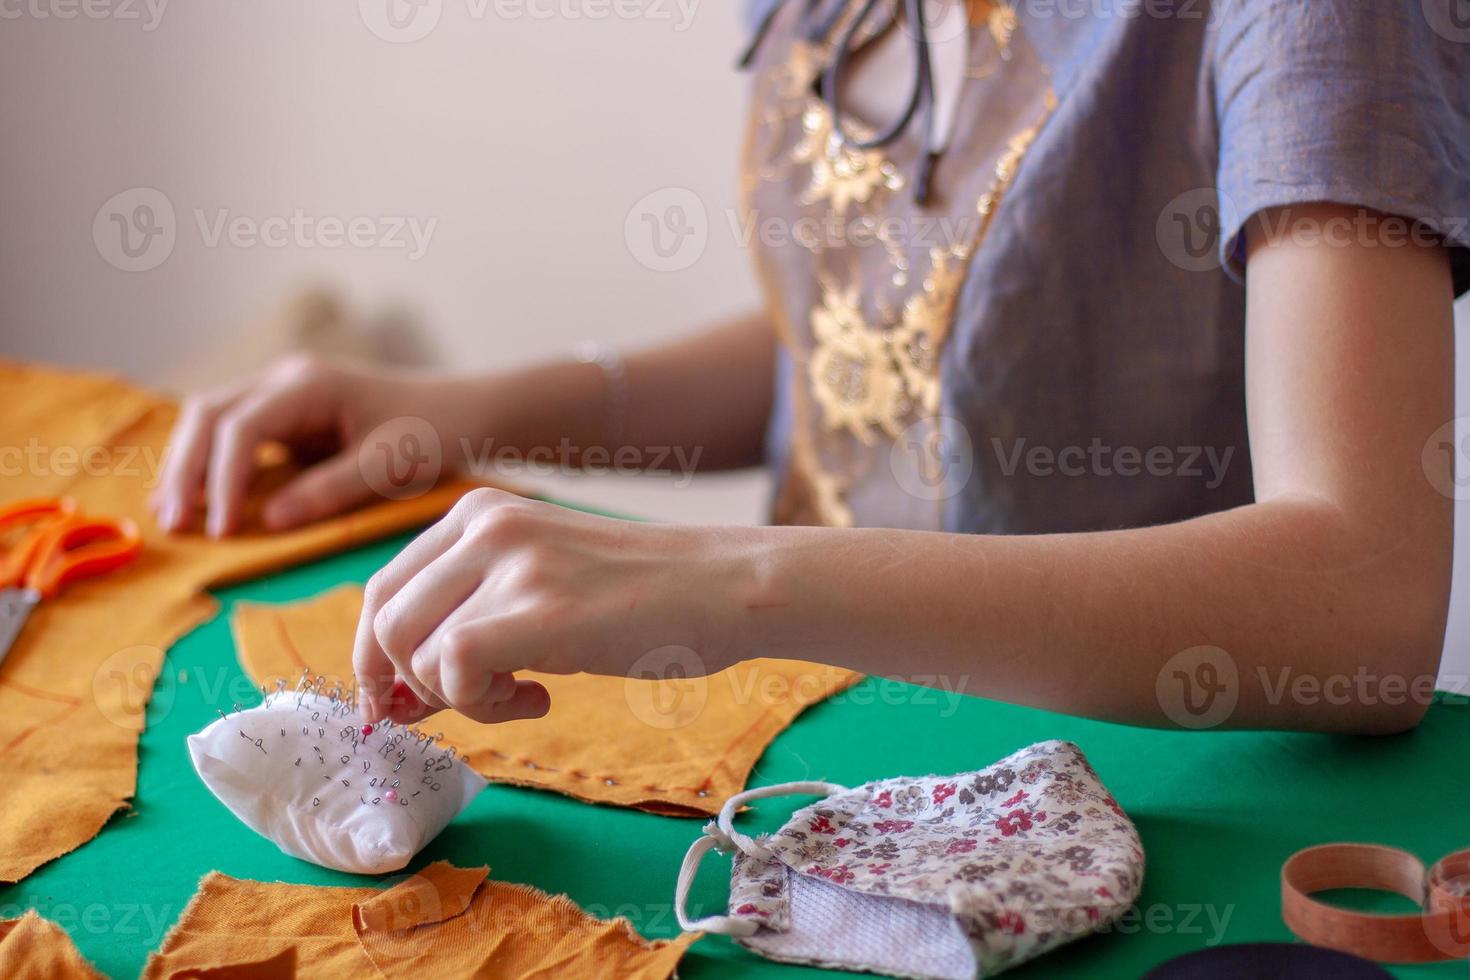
{"left": 150, "top": 355, "right": 491, "bottom": 537}
{"left": 353, "top": 488, "right": 753, "bottom": 725}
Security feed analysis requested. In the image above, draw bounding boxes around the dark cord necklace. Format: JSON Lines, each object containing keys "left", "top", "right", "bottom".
{"left": 740, "top": 0, "right": 941, "bottom": 204}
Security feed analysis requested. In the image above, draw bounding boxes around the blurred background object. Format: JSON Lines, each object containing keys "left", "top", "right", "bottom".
{"left": 2, "top": 0, "right": 1467, "bottom": 687}
{"left": 155, "top": 289, "right": 440, "bottom": 391}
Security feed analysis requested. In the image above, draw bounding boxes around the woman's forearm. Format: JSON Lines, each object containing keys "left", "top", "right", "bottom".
{"left": 445, "top": 312, "right": 776, "bottom": 475}
{"left": 726, "top": 493, "right": 1448, "bottom": 734}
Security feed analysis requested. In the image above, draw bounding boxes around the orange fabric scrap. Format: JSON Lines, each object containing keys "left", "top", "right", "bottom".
{"left": 232, "top": 586, "right": 863, "bottom": 816}
{"left": 142, "top": 861, "right": 696, "bottom": 979}
{"left": 0, "top": 910, "right": 106, "bottom": 979}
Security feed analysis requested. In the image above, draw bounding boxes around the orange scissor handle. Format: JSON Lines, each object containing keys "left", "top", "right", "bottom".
{"left": 0, "top": 497, "right": 78, "bottom": 590}
{"left": 22, "top": 512, "right": 143, "bottom": 601}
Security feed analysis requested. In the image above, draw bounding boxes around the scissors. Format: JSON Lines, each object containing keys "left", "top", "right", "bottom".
{"left": 0, "top": 497, "right": 144, "bottom": 668}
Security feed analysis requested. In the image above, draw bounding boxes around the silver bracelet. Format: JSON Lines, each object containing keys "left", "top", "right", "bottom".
{"left": 573, "top": 341, "right": 629, "bottom": 448}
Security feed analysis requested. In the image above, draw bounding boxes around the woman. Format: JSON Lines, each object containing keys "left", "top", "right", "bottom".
{"left": 152, "top": 0, "right": 1469, "bottom": 734}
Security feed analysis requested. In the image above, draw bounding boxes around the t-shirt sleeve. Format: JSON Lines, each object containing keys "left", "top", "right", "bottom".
{"left": 1210, "top": 0, "right": 1470, "bottom": 295}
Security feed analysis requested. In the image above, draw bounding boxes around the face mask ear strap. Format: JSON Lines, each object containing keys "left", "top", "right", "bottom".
{"left": 674, "top": 779, "right": 849, "bottom": 936}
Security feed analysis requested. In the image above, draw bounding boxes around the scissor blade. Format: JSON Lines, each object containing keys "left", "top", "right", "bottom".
{"left": 0, "top": 587, "right": 40, "bottom": 668}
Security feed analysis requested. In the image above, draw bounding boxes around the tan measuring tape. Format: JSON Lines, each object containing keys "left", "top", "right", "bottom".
{"left": 1282, "top": 844, "right": 1470, "bottom": 963}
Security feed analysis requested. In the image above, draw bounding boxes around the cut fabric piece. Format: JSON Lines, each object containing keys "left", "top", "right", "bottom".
{"left": 165, "top": 948, "right": 298, "bottom": 980}
{"left": 0, "top": 910, "right": 106, "bottom": 979}
{"left": 142, "top": 861, "right": 697, "bottom": 979}
{"left": 232, "top": 585, "right": 864, "bottom": 816}
{"left": 188, "top": 687, "right": 487, "bottom": 874}
{"left": 0, "top": 360, "right": 499, "bottom": 882}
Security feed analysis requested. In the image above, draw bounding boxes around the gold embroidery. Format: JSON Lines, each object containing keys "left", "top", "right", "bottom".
{"left": 808, "top": 284, "right": 906, "bottom": 443}
{"left": 748, "top": 7, "right": 1058, "bottom": 528}
{"left": 810, "top": 465, "right": 856, "bottom": 528}
{"left": 969, "top": 0, "right": 1018, "bottom": 51}
{"left": 784, "top": 39, "right": 825, "bottom": 100}
{"left": 804, "top": 92, "right": 1058, "bottom": 458}
{"left": 793, "top": 103, "right": 904, "bottom": 217}
{"left": 890, "top": 246, "right": 972, "bottom": 416}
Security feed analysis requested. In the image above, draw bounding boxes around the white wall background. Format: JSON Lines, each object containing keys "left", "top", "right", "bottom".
{"left": 0, "top": 0, "right": 771, "bottom": 524}
{"left": 1, "top": 2, "right": 1466, "bottom": 687}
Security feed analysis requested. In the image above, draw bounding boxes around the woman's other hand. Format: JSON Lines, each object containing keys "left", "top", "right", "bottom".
{"left": 150, "top": 354, "right": 478, "bottom": 537}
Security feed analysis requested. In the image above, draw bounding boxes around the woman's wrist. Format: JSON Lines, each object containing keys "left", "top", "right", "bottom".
{"left": 406, "top": 359, "right": 607, "bottom": 476}
{"left": 699, "top": 524, "right": 811, "bottom": 670}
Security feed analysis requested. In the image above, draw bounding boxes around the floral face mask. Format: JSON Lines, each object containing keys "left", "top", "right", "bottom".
{"left": 675, "top": 741, "right": 1144, "bottom": 979}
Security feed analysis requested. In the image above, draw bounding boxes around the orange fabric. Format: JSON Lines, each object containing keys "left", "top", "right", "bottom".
{"left": 0, "top": 361, "right": 494, "bottom": 882}
{"left": 233, "top": 586, "right": 863, "bottom": 816}
{"left": 0, "top": 910, "right": 106, "bottom": 979}
{"left": 169, "top": 948, "right": 298, "bottom": 979}
{"left": 143, "top": 862, "right": 696, "bottom": 980}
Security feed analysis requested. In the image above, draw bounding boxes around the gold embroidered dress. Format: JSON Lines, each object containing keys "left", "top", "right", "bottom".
{"left": 744, "top": 1, "right": 1056, "bottom": 529}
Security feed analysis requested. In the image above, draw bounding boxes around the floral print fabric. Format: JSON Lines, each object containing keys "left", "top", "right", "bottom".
{"left": 726, "top": 740, "right": 1144, "bottom": 975}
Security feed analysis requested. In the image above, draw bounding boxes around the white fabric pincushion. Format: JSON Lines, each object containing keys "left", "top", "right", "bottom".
{"left": 188, "top": 688, "right": 486, "bottom": 875}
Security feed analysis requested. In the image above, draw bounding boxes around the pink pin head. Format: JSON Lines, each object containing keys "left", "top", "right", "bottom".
{"left": 361, "top": 724, "right": 374, "bottom": 737}
{"left": 384, "top": 789, "right": 398, "bottom": 803}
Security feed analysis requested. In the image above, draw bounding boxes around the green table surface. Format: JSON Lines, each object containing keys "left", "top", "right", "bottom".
{"left": 3, "top": 521, "right": 1468, "bottom": 979}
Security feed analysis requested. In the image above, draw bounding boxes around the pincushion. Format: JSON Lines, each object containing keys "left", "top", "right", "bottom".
{"left": 187, "top": 684, "right": 486, "bottom": 875}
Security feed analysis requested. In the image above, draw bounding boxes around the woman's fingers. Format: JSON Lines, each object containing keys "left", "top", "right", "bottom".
{"left": 407, "top": 610, "right": 560, "bottom": 715}
{"left": 381, "top": 678, "right": 438, "bottom": 725}
{"left": 262, "top": 452, "right": 376, "bottom": 531}
{"left": 352, "top": 590, "right": 403, "bottom": 724}
{"left": 357, "top": 491, "right": 568, "bottom": 725}
{"left": 353, "top": 496, "right": 483, "bottom": 719}
{"left": 454, "top": 681, "right": 551, "bottom": 725}
{"left": 204, "top": 378, "right": 315, "bottom": 537}
{"left": 381, "top": 677, "right": 544, "bottom": 726}
{"left": 374, "top": 541, "right": 486, "bottom": 681}
{"left": 151, "top": 383, "right": 246, "bottom": 532}
{"left": 154, "top": 356, "right": 346, "bottom": 538}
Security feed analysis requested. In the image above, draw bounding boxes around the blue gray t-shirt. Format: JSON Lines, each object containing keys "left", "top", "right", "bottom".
{"left": 741, "top": 0, "right": 1470, "bottom": 532}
